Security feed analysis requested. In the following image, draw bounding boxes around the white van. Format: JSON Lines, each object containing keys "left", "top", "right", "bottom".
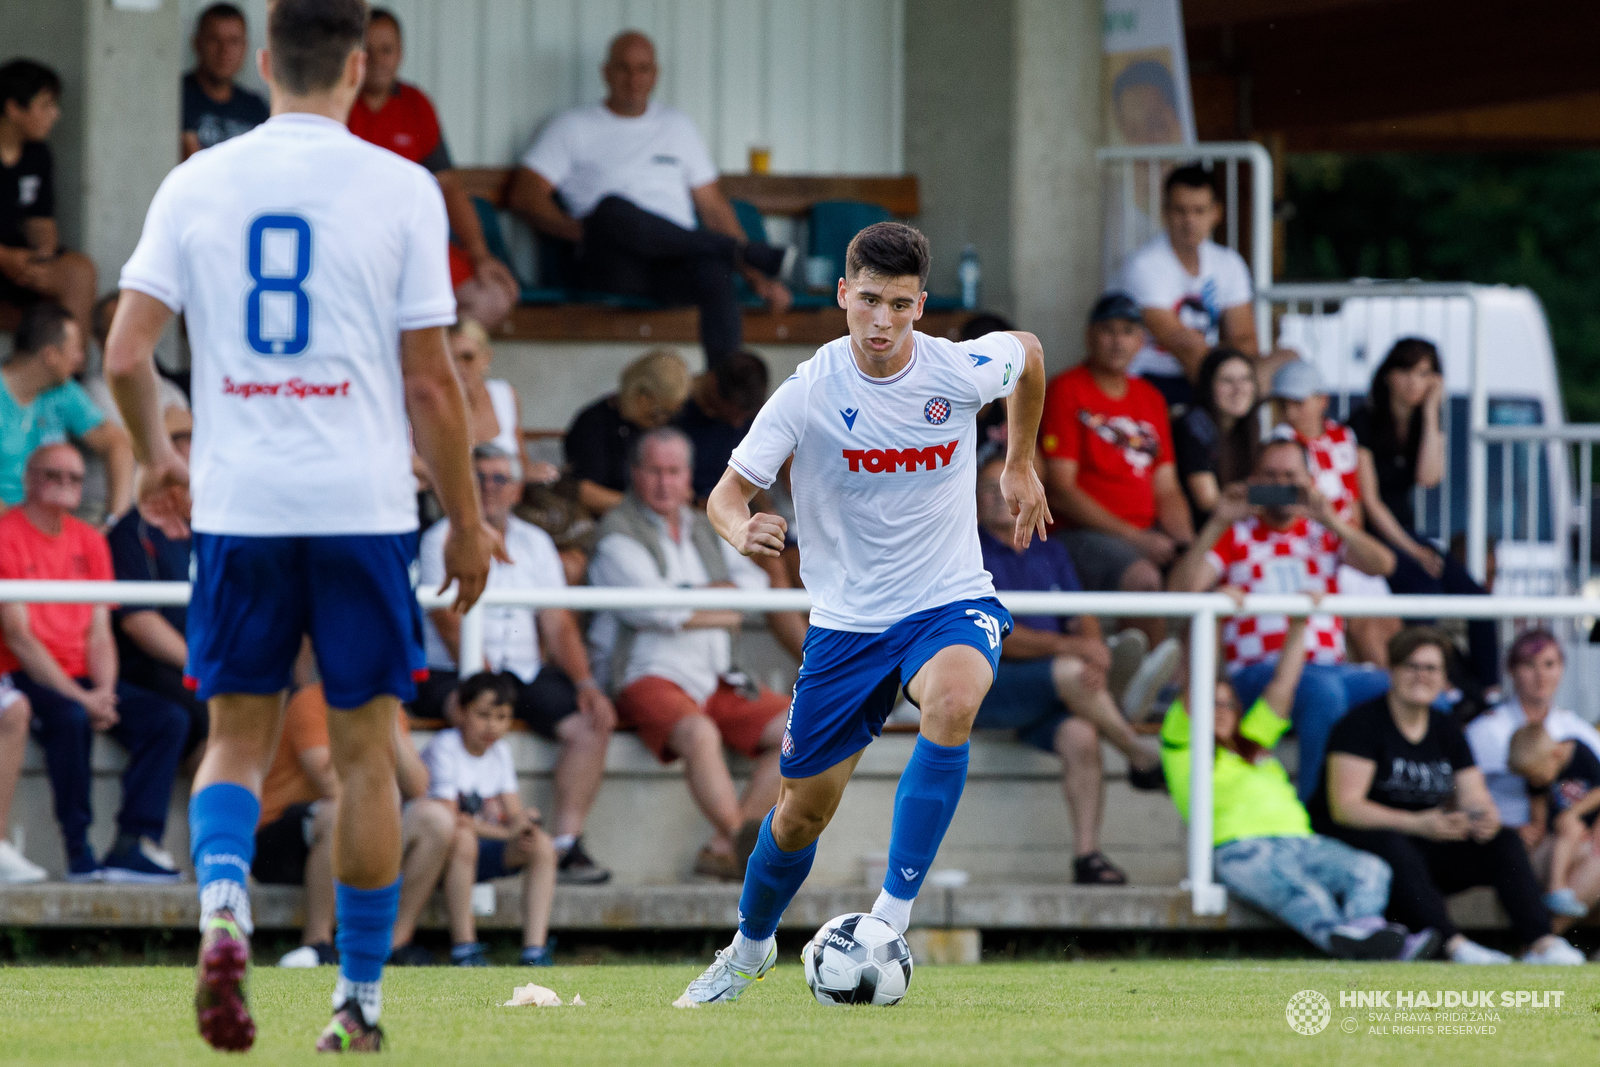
{"left": 1274, "top": 283, "right": 1568, "bottom": 596}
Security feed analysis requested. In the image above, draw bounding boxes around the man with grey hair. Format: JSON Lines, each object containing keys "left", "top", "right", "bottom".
{"left": 510, "top": 30, "right": 790, "bottom": 369}
{"left": 416, "top": 442, "right": 616, "bottom": 884}
{"left": 588, "top": 427, "right": 791, "bottom": 881}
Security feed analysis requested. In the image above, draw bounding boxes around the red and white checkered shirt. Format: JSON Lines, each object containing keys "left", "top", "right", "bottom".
{"left": 1206, "top": 515, "right": 1347, "bottom": 669}
{"left": 1296, "top": 419, "right": 1361, "bottom": 524}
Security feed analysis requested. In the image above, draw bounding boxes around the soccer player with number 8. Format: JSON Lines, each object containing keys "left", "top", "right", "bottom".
{"left": 104, "top": 0, "right": 502, "bottom": 1052}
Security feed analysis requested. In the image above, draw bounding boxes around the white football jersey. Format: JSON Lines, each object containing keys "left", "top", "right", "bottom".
{"left": 729, "top": 330, "right": 1022, "bottom": 632}
{"left": 120, "top": 113, "right": 455, "bottom": 536}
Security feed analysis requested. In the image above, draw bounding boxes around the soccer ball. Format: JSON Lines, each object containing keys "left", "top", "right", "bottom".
{"left": 803, "top": 913, "right": 913, "bottom": 1006}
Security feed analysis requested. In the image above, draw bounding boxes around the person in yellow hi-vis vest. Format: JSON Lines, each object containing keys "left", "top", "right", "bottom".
{"left": 1161, "top": 614, "right": 1437, "bottom": 960}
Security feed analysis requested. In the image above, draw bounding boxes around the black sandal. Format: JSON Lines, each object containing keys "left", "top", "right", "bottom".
{"left": 1073, "top": 852, "right": 1128, "bottom": 885}
{"left": 1128, "top": 760, "right": 1166, "bottom": 793}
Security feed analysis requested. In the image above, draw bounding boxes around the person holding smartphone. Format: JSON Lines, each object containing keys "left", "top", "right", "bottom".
{"left": 1309, "top": 627, "right": 1584, "bottom": 966}
{"left": 1170, "top": 438, "right": 1396, "bottom": 796}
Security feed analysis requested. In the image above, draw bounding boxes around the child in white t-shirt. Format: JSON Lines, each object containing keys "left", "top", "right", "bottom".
{"left": 422, "top": 674, "right": 557, "bottom": 966}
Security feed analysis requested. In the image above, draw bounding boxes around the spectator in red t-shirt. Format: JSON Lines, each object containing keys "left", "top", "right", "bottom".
{"left": 348, "top": 9, "right": 519, "bottom": 331}
{"left": 1271, "top": 359, "right": 1400, "bottom": 667}
{"left": 0, "top": 443, "right": 188, "bottom": 882}
{"left": 1042, "top": 293, "right": 1194, "bottom": 643}
{"left": 1170, "top": 438, "right": 1395, "bottom": 798}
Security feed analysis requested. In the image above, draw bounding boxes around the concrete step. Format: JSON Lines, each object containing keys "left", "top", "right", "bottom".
{"left": 0, "top": 881, "right": 1522, "bottom": 933}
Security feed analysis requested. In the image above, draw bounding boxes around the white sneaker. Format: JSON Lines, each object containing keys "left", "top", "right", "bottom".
{"left": 672, "top": 943, "right": 777, "bottom": 1007}
{"left": 1521, "top": 936, "right": 1585, "bottom": 965}
{"left": 278, "top": 945, "right": 323, "bottom": 968}
{"left": 1122, "top": 638, "right": 1181, "bottom": 722}
{"left": 1448, "top": 937, "right": 1514, "bottom": 965}
{"left": 0, "top": 840, "right": 46, "bottom": 885}
{"left": 1105, "top": 629, "right": 1149, "bottom": 705}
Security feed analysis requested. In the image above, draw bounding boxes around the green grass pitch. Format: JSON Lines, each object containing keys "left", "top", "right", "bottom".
{"left": 1, "top": 960, "right": 1594, "bottom": 1065}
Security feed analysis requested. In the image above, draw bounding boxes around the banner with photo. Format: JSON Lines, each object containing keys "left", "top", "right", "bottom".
{"left": 1102, "top": 0, "right": 1197, "bottom": 282}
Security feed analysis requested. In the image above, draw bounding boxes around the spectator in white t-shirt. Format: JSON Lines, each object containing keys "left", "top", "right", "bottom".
{"left": 587, "top": 427, "right": 792, "bottom": 882}
{"left": 509, "top": 30, "right": 791, "bottom": 370}
{"left": 422, "top": 673, "right": 558, "bottom": 967}
{"left": 416, "top": 443, "right": 616, "bottom": 886}
{"left": 1118, "top": 164, "right": 1275, "bottom": 411}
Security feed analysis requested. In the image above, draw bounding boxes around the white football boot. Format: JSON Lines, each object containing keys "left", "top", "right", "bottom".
{"left": 672, "top": 943, "right": 778, "bottom": 1007}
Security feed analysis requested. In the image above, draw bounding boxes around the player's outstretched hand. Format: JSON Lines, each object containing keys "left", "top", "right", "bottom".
{"left": 735, "top": 511, "right": 787, "bottom": 558}
{"left": 441, "top": 519, "right": 511, "bottom": 614}
{"left": 135, "top": 453, "right": 192, "bottom": 540}
{"left": 1000, "top": 462, "right": 1051, "bottom": 550}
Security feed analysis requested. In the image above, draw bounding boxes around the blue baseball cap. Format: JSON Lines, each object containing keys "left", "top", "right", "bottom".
{"left": 1088, "top": 292, "right": 1143, "bottom": 325}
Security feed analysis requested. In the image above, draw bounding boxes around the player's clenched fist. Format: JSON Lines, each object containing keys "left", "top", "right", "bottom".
{"left": 736, "top": 512, "right": 787, "bottom": 558}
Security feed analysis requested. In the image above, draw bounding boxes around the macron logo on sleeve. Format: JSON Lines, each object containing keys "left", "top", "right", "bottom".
{"left": 969, "top": 353, "right": 992, "bottom": 367}
{"left": 842, "top": 440, "right": 957, "bottom": 473}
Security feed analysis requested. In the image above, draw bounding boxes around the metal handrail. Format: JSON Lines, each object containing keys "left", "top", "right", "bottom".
{"left": 2, "top": 579, "right": 1594, "bottom": 917}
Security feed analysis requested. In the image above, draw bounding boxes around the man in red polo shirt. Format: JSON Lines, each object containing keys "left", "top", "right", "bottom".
{"left": 349, "top": 8, "right": 519, "bottom": 331}
{"left": 0, "top": 443, "right": 188, "bottom": 882}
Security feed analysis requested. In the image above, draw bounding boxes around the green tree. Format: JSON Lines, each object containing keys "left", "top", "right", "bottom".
{"left": 1285, "top": 153, "right": 1600, "bottom": 421}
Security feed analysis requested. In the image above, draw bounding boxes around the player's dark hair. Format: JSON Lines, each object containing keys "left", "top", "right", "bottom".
{"left": 0, "top": 59, "right": 62, "bottom": 111}
{"left": 197, "top": 3, "right": 248, "bottom": 31}
{"left": 1164, "top": 163, "right": 1217, "bottom": 202}
{"left": 267, "top": 0, "right": 368, "bottom": 95}
{"left": 1388, "top": 626, "right": 1455, "bottom": 674}
{"left": 713, "top": 351, "right": 770, "bottom": 415}
{"left": 456, "top": 671, "right": 516, "bottom": 712}
{"left": 368, "top": 7, "right": 401, "bottom": 33}
{"left": 8, "top": 302, "right": 73, "bottom": 362}
{"left": 845, "top": 221, "right": 931, "bottom": 288}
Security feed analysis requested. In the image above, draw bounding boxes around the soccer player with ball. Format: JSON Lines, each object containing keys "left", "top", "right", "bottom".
{"left": 678, "top": 222, "right": 1050, "bottom": 1006}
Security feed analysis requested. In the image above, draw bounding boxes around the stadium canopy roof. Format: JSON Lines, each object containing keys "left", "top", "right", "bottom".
{"left": 1186, "top": 0, "right": 1600, "bottom": 151}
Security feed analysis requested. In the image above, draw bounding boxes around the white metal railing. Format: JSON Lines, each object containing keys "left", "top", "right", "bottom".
{"left": 2, "top": 581, "right": 1594, "bottom": 918}
{"left": 1096, "top": 142, "right": 1274, "bottom": 352}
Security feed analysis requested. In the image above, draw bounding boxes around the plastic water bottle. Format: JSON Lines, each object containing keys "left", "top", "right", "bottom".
{"left": 958, "top": 244, "right": 981, "bottom": 310}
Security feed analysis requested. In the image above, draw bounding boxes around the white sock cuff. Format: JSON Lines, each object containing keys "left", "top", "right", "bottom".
{"left": 334, "top": 976, "right": 383, "bottom": 1026}
{"left": 870, "top": 888, "right": 914, "bottom": 935}
{"left": 199, "top": 880, "right": 253, "bottom": 936}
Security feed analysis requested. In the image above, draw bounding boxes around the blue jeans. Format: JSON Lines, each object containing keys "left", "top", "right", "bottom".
{"left": 1229, "top": 659, "right": 1390, "bottom": 801}
{"left": 18, "top": 673, "right": 189, "bottom": 860}
{"left": 1213, "top": 835, "right": 1391, "bottom": 952}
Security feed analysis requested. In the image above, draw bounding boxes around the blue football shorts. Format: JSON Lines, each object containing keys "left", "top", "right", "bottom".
{"left": 186, "top": 532, "right": 427, "bottom": 708}
{"left": 779, "top": 596, "right": 1013, "bottom": 779}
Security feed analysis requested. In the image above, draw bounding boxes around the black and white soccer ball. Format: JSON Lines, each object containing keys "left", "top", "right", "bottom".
{"left": 803, "top": 913, "right": 913, "bottom": 1006}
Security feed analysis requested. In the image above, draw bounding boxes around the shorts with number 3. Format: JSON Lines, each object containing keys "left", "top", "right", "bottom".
{"left": 778, "top": 597, "right": 1012, "bottom": 779}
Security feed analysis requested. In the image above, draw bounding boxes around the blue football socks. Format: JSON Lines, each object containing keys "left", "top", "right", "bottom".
{"left": 189, "top": 783, "right": 259, "bottom": 935}
{"left": 334, "top": 879, "right": 400, "bottom": 1025}
{"left": 882, "top": 735, "right": 970, "bottom": 901}
{"left": 737, "top": 809, "right": 817, "bottom": 942}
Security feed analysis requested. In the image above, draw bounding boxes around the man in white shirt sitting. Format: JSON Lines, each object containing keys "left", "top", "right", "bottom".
{"left": 509, "top": 30, "right": 790, "bottom": 370}
{"left": 588, "top": 427, "right": 791, "bottom": 882}
{"left": 1118, "top": 164, "right": 1283, "bottom": 410}
{"left": 417, "top": 444, "right": 616, "bottom": 885}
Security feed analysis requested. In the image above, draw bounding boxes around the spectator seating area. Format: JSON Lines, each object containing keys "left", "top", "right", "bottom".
{"left": 452, "top": 169, "right": 976, "bottom": 345}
